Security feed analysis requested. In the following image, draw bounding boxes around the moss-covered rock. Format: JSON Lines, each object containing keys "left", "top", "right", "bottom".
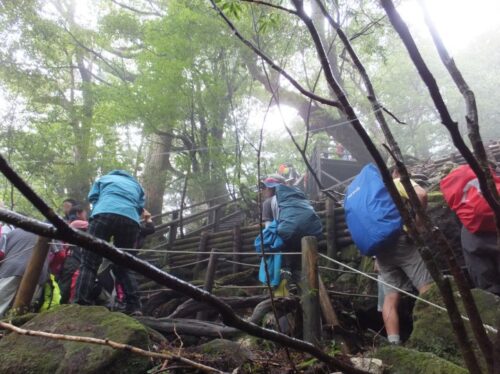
{"left": 408, "top": 282, "right": 500, "bottom": 370}
{"left": 199, "top": 338, "right": 254, "bottom": 367}
{"left": 0, "top": 304, "right": 151, "bottom": 374}
{"left": 339, "top": 244, "right": 361, "bottom": 263}
{"left": 374, "top": 346, "right": 467, "bottom": 374}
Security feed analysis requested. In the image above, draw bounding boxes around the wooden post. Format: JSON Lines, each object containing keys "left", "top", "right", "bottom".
{"left": 301, "top": 236, "right": 321, "bottom": 346}
{"left": 232, "top": 225, "right": 242, "bottom": 273}
{"left": 326, "top": 198, "right": 337, "bottom": 260}
{"left": 197, "top": 249, "right": 218, "bottom": 320}
{"left": 318, "top": 276, "right": 340, "bottom": 328}
{"left": 162, "top": 211, "right": 178, "bottom": 267}
{"left": 212, "top": 206, "right": 222, "bottom": 232}
{"left": 12, "top": 236, "right": 50, "bottom": 314}
{"left": 193, "top": 231, "right": 209, "bottom": 280}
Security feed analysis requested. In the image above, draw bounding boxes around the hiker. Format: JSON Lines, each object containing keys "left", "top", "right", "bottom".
{"left": 102, "top": 209, "right": 155, "bottom": 311}
{"left": 136, "top": 209, "right": 155, "bottom": 250}
{"left": 259, "top": 174, "right": 322, "bottom": 293}
{"left": 261, "top": 174, "right": 286, "bottom": 228}
{"left": 0, "top": 228, "right": 49, "bottom": 317}
{"left": 461, "top": 228, "right": 500, "bottom": 295}
{"left": 440, "top": 163, "right": 500, "bottom": 295}
{"left": 57, "top": 216, "right": 89, "bottom": 303}
{"left": 62, "top": 198, "right": 78, "bottom": 221}
{"left": 376, "top": 167, "right": 433, "bottom": 345}
{"left": 73, "top": 170, "right": 145, "bottom": 316}
{"left": 345, "top": 164, "right": 433, "bottom": 346}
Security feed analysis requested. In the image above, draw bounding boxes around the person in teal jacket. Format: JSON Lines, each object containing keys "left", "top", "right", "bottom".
{"left": 73, "top": 170, "right": 145, "bottom": 315}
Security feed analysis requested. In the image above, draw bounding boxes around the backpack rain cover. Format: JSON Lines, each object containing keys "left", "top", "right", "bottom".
{"left": 345, "top": 163, "right": 402, "bottom": 256}
{"left": 275, "top": 185, "right": 323, "bottom": 242}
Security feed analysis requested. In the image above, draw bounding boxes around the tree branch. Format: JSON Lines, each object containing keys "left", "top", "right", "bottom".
{"left": 110, "top": 0, "right": 164, "bottom": 17}
{"left": 418, "top": 0, "right": 500, "bottom": 242}
{"left": 0, "top": 321, "right": 223, "bottom": 374}
{"left": 208, "top": 0, "right": 342, "bottom": 109}
{"left": 380, "top": 0, "right": 500, "bottom": 221}
{"left": 239, "top": 0, "right": 298, "bottom": 15}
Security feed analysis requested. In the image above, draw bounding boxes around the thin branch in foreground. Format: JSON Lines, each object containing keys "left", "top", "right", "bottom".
{"left": 380, "top": 0, "right": 500, "bottom": 220}
{"left": 0, "top": 321, "right": 224, "bottom": 374}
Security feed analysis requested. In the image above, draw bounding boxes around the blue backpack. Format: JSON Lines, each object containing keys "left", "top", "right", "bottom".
{"left": 344, "top": 164, "right": 402, "bottom": 256}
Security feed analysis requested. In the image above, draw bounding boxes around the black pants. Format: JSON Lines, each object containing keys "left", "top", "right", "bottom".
{"left": 461, "top": 226, "right": 500, "bottom": 295}
{"left": 73, "top": 214, "right": 141, "bottom": 311}
{"left": 282, "top": 238, "right": 302, "bottom": 285}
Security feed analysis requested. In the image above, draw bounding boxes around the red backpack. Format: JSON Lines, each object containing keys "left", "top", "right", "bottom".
{"left": 440, "top": 165, "right": 500, "bottom": 233}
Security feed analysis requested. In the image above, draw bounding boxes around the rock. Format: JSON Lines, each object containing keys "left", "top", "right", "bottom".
{"left": 408, "top": 282, "right": 500, "bottom": 370}
{"left": 339, "top": 244, "right": 360, "bottom": 263}
{"left": 334, "top": 272, "right": 358, "bottom": 291}
{"left": 374, "top": 346, "right": 467, "bottom": 374}
{"left": 199, "top": 338, "right": 254, "bottom": 367}
{"left": 0, "top": 304, "right": 150, "bottom": 374}
{"left": 350, "top": 357, "right": 383, "bottom": 374}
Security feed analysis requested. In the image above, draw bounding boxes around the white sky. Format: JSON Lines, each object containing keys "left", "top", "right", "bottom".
{"left": 260, "top": 0, "right": 500, "bottom": 135}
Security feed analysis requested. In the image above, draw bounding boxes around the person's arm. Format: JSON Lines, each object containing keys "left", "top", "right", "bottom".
{"left": 262, "top": 197, "right": 273, "bottom": 227}
{"left": 140, "top": 209, "right": 155, "bottom": 235}
{"left": 88, "top": 180, "right": 101, "bottom": 205}
{"left": 414, "top": 184, "right": 428, "bottom": 210}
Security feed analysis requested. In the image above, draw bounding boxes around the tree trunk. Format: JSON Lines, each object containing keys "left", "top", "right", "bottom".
{"left": 142, "top": 133, "right": 172, "bottom": 220}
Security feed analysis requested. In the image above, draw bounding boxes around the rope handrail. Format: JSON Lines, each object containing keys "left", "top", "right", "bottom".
{"left": 318, "top": 252, "right": 498, "bottom": 334}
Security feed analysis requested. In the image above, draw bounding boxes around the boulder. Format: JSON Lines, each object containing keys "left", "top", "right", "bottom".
{"left": 199, "top": 338, "right": 254, "bottom": 367}
{"left": 0, "top": 304, "right": 150, "bottom": 374}
{"left": 408, "top": 282, "right": 500, "bottom": 370}
{"left": 374, "top": 346, "right": 467, "bottom": 374}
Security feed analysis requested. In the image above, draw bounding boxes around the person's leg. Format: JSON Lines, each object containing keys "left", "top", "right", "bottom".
{"left": 461, "top": 227, "right": 500, "bottom": 294}
{"left": 382, "top": 291, "right": 401, "bottom": 344}
{"left": 0, "top": 276, "right": 21, "bottom": 317}
{"left": 377, "top": 238, "right": 411, "bottom": 345}
{"left": 397, "top": 240, "right": 434, "bottom": 295}
{"left": 281, "top": 238, "right": 301, "bottom": 293}
{"left": 73, "top": 215, "right": 111, "bottom": 305}
{"left": 111, "top": 216, "right": 141, "bottom": 313}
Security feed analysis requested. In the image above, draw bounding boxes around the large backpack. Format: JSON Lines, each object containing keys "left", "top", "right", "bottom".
{"left": 275, "top": 185, "right": 323, "bottom": 242}
{"left": 440, "top": 164, "right": 500, "bottom": 233}
{"left": 345, "top": 164, "right": 403, "bottom": 256}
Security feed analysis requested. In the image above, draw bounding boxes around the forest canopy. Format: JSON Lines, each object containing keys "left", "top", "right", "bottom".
{"left": 0, "top": 0, "right": 499, "bottom": 215}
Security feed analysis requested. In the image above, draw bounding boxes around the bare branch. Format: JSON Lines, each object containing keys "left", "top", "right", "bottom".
{"left": 240, "top": 0, "right": 297, "bottom": 15}
{"left": 418, "top": 0, "right": 500, "bottom": 241}
{"left": 208, "top": 0, "right": 342, "bottom": 109}
{"left": 381, "top": 106, "right": 406, "bottom": 125}
{"left": 0, "top": 321, "right": 223, "bottom": 374}
{"left": 110, "top": 0, "right": 164, "bottom": 17}
{"left": 380, "top": 0, "right": 500, "bottom": 219}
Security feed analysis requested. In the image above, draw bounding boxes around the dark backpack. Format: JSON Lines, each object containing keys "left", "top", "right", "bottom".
{"left": 345, "top": 164, "right": 402, "bottom": 256}
{"left": 275, "top": 184, "right": 323, "bottom": 242}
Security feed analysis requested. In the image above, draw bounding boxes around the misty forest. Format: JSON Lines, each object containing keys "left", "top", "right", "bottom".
{"left": 0, "top": 0, "right": 500, "bottom": 373}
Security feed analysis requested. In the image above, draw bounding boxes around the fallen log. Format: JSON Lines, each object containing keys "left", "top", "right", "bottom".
{"left": 248, "top": 297, "right": 300, "bottom": 325}
{"left": 137, "top": 317, "right": 242, "bottom": 339}
{"left": 169, "top": 295, "right": 269, "bottom": 319}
